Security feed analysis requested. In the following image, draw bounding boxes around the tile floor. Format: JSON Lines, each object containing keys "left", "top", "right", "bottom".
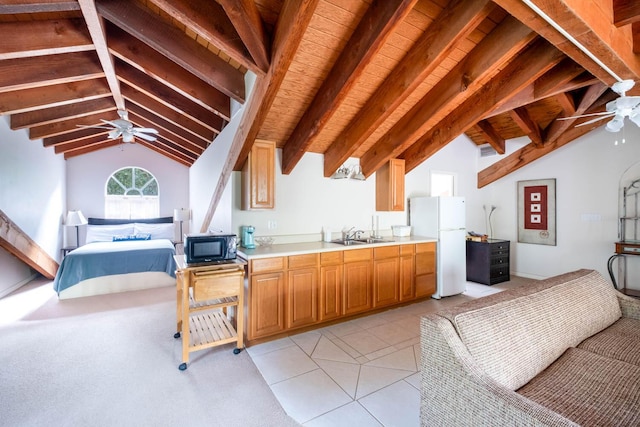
{"left": 246, "top": 280, "right": 528, "bottom": 426}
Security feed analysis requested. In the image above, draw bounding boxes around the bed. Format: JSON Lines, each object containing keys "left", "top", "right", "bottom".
{"left": 53, "top": 217, "right": 177, "bottom": 299}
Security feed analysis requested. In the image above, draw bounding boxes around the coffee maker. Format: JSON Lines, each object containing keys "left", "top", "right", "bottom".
{"left": 241, "top": 225, "right": 256, "bottom": 249}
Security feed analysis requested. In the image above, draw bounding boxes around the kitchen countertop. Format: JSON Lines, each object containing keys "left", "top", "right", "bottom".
{"left": 237, "top": 235, "right": 437, "bottom": 259}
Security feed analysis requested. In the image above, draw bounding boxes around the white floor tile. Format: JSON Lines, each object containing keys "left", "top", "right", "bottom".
{"left": 355, "top": 365, "right": 414, "bottom": 399}
{"left": 315, "top": 358, "right": 361, "bottom": 398}
{"left": 340, "top": 330, "right": 390, "bottom": 355}
{"left": 271, "top": 368, "right": 352, "bottom": 424}
{"left": 304, "top": 401, "right": 383, "bottom": 427}
{"left": 367, "top": 319, "right": 418, "bottom": 346}
{"left": 251, "top": 344, "right": 318, "bottom": 385}
{"left": 359, "top": 380, "right": 421, "bottom": 427}
{"left": 365, "top": 346, "right": 417, "bottom": 372}
{"left": 246, "top": 336, "right": 296, "bottom": 357}
{"left": 311, "top": 335, "right": 359, "bottom": 364}
{"left": 405, "top": 372, "right": 421, "bottom": 390}
{"left": 291, "top": 331, "right": 322, "bottom": 356}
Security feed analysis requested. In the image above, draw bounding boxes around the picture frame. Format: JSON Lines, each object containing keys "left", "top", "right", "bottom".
{"left": 518, "top": 178, "right": 556, "bottom": 245}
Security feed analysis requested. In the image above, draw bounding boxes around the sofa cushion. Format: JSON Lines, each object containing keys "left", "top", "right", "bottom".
{"left": 517, "top": 347, "right": 640, "bottom": 426}
{"left": 577, "top": 317, "right": 640, "bottom": 367}
{"left": 448, "top": 270, "right": 621, "bottom": 390}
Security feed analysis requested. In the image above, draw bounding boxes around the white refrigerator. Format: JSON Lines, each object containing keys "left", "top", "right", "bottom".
{"left": 410, "top": 196, "right": 466, "bottom": 299}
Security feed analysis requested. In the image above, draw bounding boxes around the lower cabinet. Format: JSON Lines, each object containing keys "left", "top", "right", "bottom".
{"left": 247, "top": 242, "right": 435, "bottom": 342}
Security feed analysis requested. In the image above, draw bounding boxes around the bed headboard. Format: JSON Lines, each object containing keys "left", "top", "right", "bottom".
{"left": 87, "top": 217, "right": 174, "bottom": 225}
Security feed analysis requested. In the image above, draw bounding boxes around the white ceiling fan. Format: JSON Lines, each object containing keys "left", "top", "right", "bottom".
{"left": 78, "top": 109, "right": 159, "bottom": 143}
{"left": 560, "top": 79, "right": 640, "bottom": 132}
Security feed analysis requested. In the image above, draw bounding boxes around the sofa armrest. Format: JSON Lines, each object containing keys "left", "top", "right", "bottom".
{"left": 420, "top": 315, "right": 579, "bottom": 427}
{"left": 617, "top": 292, "right": 640, "bottom": 320}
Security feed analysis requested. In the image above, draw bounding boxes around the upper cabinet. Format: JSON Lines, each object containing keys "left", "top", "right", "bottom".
{"left": 242, "top": 140, "right": 275, "bottom": 210}
{"left": 376, "top": 158, "right": 405, "bottom": 211}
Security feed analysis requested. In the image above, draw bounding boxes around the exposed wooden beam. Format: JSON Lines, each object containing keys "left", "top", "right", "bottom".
{"left": 97, "top": 0, "right": 245, "bottom": 103}
{"left": 201, "top": 0, "right": 320, "bottom": 232}
{"left": 613, "top": 0, "right": 640, "bottom": 27}
{"left": 43, "top": 128, "right": 108, "bottom": 147}
{"left": 216, "top": 0, "right": 270, "bottom": 73}
{"left": 361, "top": 17, "right": 534, "bottom": 177}
{"left": 0, "top": 79, "right": 112, "bottom": 115}
{"left": 63, "top": 139, "right": 122, "bottom": 159}
{"left": 78, "top": 0, "right": 125, "bottom": 111}
{"left": 0, "top": 52, "right": 103, "bottom": 94}
{"left": 106, "top": 23, "right": 230, "bottom": 120}
{"left": 0, "top": 19, "right": 93, "bottom": 60}
{"left": 29, "top": 110, "right": 118, "bottom": 139}
{"left": 553, "top": 92, "right": 576, "bottom": 117}
{"left": 10, "top": 98, "right": 115, "bottom": 130}
{"left": 0, "top": 210, "right": 58, "bottom": 280}
{"left": 633, "top": 22, "right": 640, "bottom": 54}
{"left": 543, "top": 81, "right": 609, "bottom": 143}
{"left": 402, "top": 39, "right": 565, "bottom": 173}
{"left": 0, "top": 0, "right": 79, "bottom": 14}
{"left": 493, "top": 0, "right": 640, "bottom": 84}
{"left": 509, "top": 107, "right": 543, "bottom": 146}
{"left": 323, "top": 0, "right": 494, "bottom": 178}
{"left": 475, "top": 120, "right": 505, "bottom": 154}
{"left": 280, "top": 0, "right": 418, "bottom": 175}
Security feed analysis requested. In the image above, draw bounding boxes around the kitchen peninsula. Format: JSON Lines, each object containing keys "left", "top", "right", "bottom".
{"left": 238, "top": 236, "right": 436, "bottom": 344}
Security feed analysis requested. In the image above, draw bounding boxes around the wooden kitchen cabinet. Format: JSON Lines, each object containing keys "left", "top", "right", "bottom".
{"left": 286, "top": 254, "right": 319, "bottom": 329}
{"left": 343, "top": 248, "right": 372, "bottom": 315}
{"left": 376, "top": 158, "right": 405, "bottom": 211}
{"left": 320, "top": 251, "right": 343, "bottom": 321}
{"left": 248, "top": 257, "right": 285, "bottom": 339}
{"left": 415, "top": 242, "right": 436, "bottom": 297}
{"left": 242, "top": 139, "right": 275, "bottom": 210}
{"left": 373, "top": 245, "right": 399, "bottom": 308}
{"left": 399, "top": 244, "right": 415, "bottom": 301}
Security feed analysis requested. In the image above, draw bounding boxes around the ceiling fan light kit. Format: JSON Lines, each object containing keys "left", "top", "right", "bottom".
{"left": 78, "top": 109, "right": 159, "bottom": 143}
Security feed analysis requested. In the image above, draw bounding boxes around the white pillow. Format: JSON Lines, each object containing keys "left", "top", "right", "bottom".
{"left": 134, "top": 222, "right": 175, "bottom": 240}
{"left": 85, "top": 224, "right": 135, "bottom": 243}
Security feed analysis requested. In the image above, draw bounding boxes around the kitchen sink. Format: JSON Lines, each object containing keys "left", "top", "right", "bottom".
{"left": 354, "top": 237, "right": 395, "bottom": 244}
{"left": 330, "top": 238, "right": 395, "bottom": 246}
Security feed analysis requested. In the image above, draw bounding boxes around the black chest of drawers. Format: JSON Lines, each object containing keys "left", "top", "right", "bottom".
{"left": 466, "top": 239, "right": 510, "bottom": 285}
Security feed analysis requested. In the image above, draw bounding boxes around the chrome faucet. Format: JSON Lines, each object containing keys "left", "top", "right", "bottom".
{"left": 342, "top": 227, "right": 364, "bottom": 241}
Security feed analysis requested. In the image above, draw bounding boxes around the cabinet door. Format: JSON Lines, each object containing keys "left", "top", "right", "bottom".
{"left": 415, "top": 243, "right": 436, "bottom": 297}
{"left": 286, "top": 267, "right": 318, "bottom": 329}
{"left": 250, "top": 272, "right": 285, "bottom": 339}
{"left": 320, "top": 264, "right": 342, "bottom": 321}
{"left": 399, "top": 255, "right": 415, "bottom": 301}
{"left": 242, "top": 140, "right": 275, "bottom": 210}
{"left": 373, "top": 257, "right": 399, "bottom": 307}
{"left": 375, "top": 158, "right": 405, "bottom": 211}
{"left": 343, "top": 261, "right": 372, "bottom": 315}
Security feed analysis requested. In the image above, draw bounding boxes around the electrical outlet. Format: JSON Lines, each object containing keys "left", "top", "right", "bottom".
{"left": 267, "top": 220, "right": 277, "bottom": 229}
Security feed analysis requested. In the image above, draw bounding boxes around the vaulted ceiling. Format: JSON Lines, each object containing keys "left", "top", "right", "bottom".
{"left": 1, "top": 0, "right": 640, "bottom": 195}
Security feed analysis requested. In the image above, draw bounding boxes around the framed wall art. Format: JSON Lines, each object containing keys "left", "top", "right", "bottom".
{"left": 518, "top": 178, "right": 556, "bottom": 245}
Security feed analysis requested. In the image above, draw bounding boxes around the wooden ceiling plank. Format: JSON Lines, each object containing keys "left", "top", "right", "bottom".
{"left": 146, "top": 135, "right": 199, "bottom": 161}
{"left": 475, "top": 121, "right": 506, "bottom": 154}
{"left": 360, "top": 16, "right": 534, "bottom": 177}
{"left": 29, "top": 110, "right": 118, "bottom": 139}
{"left": 0, "top": 51, "right": 103, "bottom": 93}
{"left": 323, "top": 0, "right": 494, "bottom": 178}
{"left": 62, "top": 139, "right": 124, "bottom": 158}
{"left": 53, "top": 133, "right": 113, "bottom": 152}
{"left": 633, "top": 22, "right": 640, "bottom": 53}
{"left": 115, "top": 60, "right": 224, "bottom": 133}
{"left": 281, "top": 0, "right": 419, "bottom": 175}
{"left": 78, "top": 0, "right": 125, "bottom": 111}
{"left": 0, "top": 79, "right": 111, "bottom": 115}
{"left": 148, "top": 0, "right": 260, "bottom": 73}
{"left": 121, "top": 86, "right": 215, "bottom": 143}
{"left": 402, "top": 39, "right": 565, "bottom": 173}
{"left": 11, "top": 98, "right": 115, "bottom": 129}
{"left": 0, "top": 18, "right": 92, "bottom": 60}
{"left": 509, "top": 106, "right": 543, "bottom": 146}
{"left": 128, "top": 112, "right": 205, "bottom": 155}
{"left": 126, "top": 104, "right": 208, "bottom": 150}
{"left": 97, "top": 0, "right": 245, "bottom": 103}
{"left": 554, "top": 92, "right": 576, "bottom": 116}
{"left": 0, "top": 0, "right": 80, "bottom": 14}
{"left": 543, "top": 81, "right": 608, "bottom": 143}
{"left": 202, "top": 0, "right": 320, "bottom": 232}
{"left": 217, "top": 0, "right": 270, "bottom": 73}
{"left": 613, "top": 0, "right": 640, "bottom": 27}
{"left": 136, "top": 139, "right": 194, "bottom": 166}
{"left": 477, "top": 115, "right": 599, "bottom": 188}
{"left": 107, "top": 23, "right": 231, "bottom": 120}
{"left": 494, "top": 0, "right": 640, "bottom": 84}
{"left": 44, "top": 128, "right": 108, "bottom": 147}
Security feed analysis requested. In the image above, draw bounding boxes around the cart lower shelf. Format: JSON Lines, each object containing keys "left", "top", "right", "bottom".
{"left": 188, "top": 310, "right": 237, "bottom": 348}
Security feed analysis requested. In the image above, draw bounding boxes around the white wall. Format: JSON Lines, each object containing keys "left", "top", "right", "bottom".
{"left": 0, "top": 117, "right": 66, "bottom": 296}
{"left": 66, "top": 142, "right": 189, "bottom": 243}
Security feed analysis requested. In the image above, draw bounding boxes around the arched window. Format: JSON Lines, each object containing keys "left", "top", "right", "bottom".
{"left": 105, "top": 167, "right": 159, "bottom": 219}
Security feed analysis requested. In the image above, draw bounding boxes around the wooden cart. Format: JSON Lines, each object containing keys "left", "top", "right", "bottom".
{"left": 174, "top": 255, "right": 246, "bottom": 370}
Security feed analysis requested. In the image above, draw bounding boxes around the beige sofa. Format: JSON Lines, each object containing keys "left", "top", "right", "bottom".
{"left": 420, "top": 269, "right": 640, "bottom": 426}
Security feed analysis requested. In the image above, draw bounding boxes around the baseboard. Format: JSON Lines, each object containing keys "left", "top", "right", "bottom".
{"left": 0, "top": 272, "right": 39, "bottom": 299}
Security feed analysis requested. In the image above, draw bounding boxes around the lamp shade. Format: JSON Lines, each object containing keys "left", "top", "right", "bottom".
{"left": 174, "top": 208, "right": 190, "bottom": 222}
{"left": 66, "top": 210, "right": 87, "bottom": 226}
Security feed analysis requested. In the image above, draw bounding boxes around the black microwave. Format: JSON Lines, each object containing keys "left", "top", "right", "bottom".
{"left": 184, "top": 233, "right": 237, "bottom": 264}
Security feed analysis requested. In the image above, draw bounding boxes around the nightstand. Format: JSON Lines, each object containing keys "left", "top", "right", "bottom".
{"left": 466, "top": 239, "right": 510, "bottom": 285}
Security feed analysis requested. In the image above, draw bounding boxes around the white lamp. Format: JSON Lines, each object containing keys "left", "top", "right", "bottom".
{"left": 173, "top": 208, "right": 190, "bottom": 243}
{"left": 66, "top": 210, "right": 87, "bottom": 247}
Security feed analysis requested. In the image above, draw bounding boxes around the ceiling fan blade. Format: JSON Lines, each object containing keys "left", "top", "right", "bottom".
{"left": 132, "top": 127, "right": 158, "bottom": 134}
{"left": 100, "top": 119, "right": 121, "bottom": 128}
{"left": 134, "top": 132, "right": 157, "bottom": 142}
{"left": 556, "top": 111, "right": 615, "bottom": 121}
{"left": 76, "top": 124, "right": 113, "bottom": 130}
{"left": 575, "top": 114, "right": 616, "bottom": 127}
{"left": 108, "top": 129, "right": 122, "bottom": 139}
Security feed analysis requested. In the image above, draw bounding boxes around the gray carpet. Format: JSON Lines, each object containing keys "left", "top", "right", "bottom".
{"left": 0, "top": 293, "right": 300, "bottom": 427}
